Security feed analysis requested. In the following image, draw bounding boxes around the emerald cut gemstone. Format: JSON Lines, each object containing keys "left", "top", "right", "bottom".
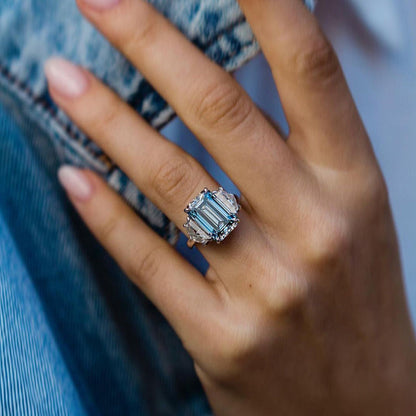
{"left": 184, "top": 187, "right": 240, "bottom": 245}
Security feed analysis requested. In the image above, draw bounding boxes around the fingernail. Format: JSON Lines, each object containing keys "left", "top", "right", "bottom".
{"left": 45, "top": 58, "right": 89, "bottom": 98}
{"left": 58, "top": 166, "right": 93, "bottom": 201}
{"left": 81, "top": 0, "right": 121, "bottom": 11}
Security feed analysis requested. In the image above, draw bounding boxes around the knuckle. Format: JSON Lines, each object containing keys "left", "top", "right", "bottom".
{"left": 354, "top": 170, "right": 390, "bottom": 226}
{"left": 97, "top": 215, "right": 119, "bottom": 243}
{"left": 99, "top": 99, "right": 121, "bottom": 131}
{"left": 123, "top": 6, "right": 158, "bottom": 54}
{"left": 208, "top": 317, "right": 262, "bottom": 383}
{"left": 360, "top": 170, "right": 389, "bottom": 208}
{"left": 82, "top": 90, "right": 120, "bottom": 132}
{"left": 151, "top": 155, "right": 201, "bottom": 205}
{"left": 128, "top": 246, "right": 164, "bottom": 285}
{"left": 262, "top": 273, "right": 309, "bottom": 317}
{"left": 82, "top": 0, "right": 160, "bottom": 55}
{"left": 289, "top": 34, "right": 340, "bottom": 84}
{"left": 373, "top": 176, "right": 389, "bottom": 204}
{"left": 213, "top": 338, "right": 254, "bottom": 382}
{"left": 371, "top": 178, "right": 390, "bottom": 213}
{"left": 84, "top": 89, "right": 122, "bottom": 134}
{"left": 192, "top": 79, "right": 253, "bottom": 133}
{"left": 304, "top": 214, "right": 352, "bottom": 270}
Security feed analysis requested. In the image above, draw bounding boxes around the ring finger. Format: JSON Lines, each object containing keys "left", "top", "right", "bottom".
{"left": 75, "top": 0, "right": 301, "bottom": 218}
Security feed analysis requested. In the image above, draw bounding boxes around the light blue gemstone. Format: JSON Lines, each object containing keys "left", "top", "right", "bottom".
{"left": 188, "top": 190, "right": 238, "bottom": 241}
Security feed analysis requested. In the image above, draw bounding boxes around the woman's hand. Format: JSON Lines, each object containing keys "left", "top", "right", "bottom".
{"left": 45, "top": 0, "right": 416, "bottom": 414}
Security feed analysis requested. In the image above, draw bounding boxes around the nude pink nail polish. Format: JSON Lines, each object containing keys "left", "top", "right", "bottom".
{"left": 45, "top": 58, "right": 89, "bottom": 98}
{"left": 81, "top": 0, "right": 121, "bottom": 11}
{"left": 58, "top": 166, "right": 93, "bottom": 201}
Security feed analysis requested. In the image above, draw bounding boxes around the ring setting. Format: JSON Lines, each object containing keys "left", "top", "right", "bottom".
{"left": 183, "top": 187, "right": 240, "bottom": 248}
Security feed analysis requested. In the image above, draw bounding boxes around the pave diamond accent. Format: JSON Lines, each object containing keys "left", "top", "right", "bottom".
{"left": 184, "top": 187, "right": 240, "bottom": 246}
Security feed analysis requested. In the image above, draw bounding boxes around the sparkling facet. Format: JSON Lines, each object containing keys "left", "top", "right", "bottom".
{"left": 213, "top": 188, "right": 239, "bottom": 214}
{"left": 184, "top": 218, "right": 211, "bottom": 244}
{"left": 184, "top": 187, "right": 240, "bottom": 245}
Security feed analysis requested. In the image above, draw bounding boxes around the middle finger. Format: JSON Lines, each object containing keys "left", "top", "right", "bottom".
{"left": 75, "top": 0, "right": 299, "bottom": 210}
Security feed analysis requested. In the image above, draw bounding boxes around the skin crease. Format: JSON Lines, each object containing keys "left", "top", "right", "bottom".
{"left": 45, "top": 0, "right": 416, "bottom": 414}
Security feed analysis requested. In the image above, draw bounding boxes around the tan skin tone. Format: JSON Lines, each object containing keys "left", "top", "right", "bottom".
{"left": 45, "top": 0, "right": 416, "bottom": 414}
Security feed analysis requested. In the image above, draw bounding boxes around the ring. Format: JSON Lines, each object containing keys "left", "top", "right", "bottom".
{"left": 183, "top": 187, "right": 240, "bottom": 248}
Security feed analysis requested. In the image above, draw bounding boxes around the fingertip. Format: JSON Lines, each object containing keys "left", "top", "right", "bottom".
{"left": 58, "top": 165, "right": 95, "bottom": 202}
{"left": 45, "top": 57, "right": 89, "bottom": 99}
{"left": 77, "top": 0, "right": 121, "bottom": 12}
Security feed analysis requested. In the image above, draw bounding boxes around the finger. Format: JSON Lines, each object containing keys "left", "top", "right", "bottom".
{"left": 75, "top": 0, "right": 299, "bottom": 208}
{"left": 57, "top": 165, "right": 221, "bottom": 344}
{"left": 237, "top": 0, "right": 374, "bottom": 167}
{"left": 45, "top": 58, "right": 217, "bottom": 233}
{"left": 45, "top": 58, "right": 258, "bottom": 272}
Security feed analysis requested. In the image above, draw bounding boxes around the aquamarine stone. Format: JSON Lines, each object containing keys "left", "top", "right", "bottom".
{"left": 184, "top": 188, "right": 240, "bottom": 245}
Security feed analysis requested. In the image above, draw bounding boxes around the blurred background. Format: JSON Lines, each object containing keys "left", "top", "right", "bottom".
{"left": 165, "top": 0, "right": 416, "bottom": 326}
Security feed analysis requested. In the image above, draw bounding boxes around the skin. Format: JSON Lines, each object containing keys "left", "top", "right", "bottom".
{"left": 46, "top": 0, "right": 416, "bottom": 414}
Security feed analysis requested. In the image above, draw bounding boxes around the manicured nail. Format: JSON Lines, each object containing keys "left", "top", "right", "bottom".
{"left": 58, "top": 166, "right": 93, "bottom": 201}
{"left": 45, "top": 58, "right": 89, "bottom": 98}
{"left": 81, "top": 0, "right": 121, "bottom": 11}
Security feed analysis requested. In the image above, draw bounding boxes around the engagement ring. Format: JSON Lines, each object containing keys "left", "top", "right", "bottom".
{"left": 183, "top": 187, "right": 240, "bottom": 248}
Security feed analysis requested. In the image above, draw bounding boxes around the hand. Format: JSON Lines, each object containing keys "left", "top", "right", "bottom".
{"left": 45, "top": 0, "right": 416, "bottom": 414}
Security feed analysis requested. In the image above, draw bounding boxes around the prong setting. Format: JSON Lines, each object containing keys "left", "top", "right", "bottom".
{"left": 183, "top": 187, "right": 240, "bottom": 247}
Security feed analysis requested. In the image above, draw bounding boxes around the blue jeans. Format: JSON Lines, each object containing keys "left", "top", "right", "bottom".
{"left": 0, "top": 99, "right": 213, "bottom": 414}
{"left": 0, "top": 0, "right": 314, "bottom": 414}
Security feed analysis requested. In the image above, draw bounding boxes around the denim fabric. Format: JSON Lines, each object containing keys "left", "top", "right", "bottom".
{"left": 0, "top": 1, "right": 316, "bottom": 414}
{"left": 0, "top": 212, "right": 87, "bottom": 416}
{"left": 0, "top": 0, "right": 314, "bottom": 242}
{"left": 0, "top": 96, "right": 211, "bottom": 414}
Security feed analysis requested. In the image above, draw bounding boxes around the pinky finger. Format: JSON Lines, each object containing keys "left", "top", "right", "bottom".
{"left": 57, "top": 165, "right": 220, "bottom": 344}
